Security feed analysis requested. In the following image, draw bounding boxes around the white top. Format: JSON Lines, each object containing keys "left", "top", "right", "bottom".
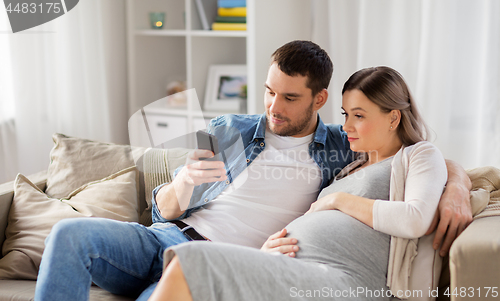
{"left": 183, "top": 130, "right": 321, "bottom": 248}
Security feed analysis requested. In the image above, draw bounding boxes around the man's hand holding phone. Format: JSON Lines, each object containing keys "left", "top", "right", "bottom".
{"left": 178, "top": 149, "right": 227, "bottom": 187}
{"left": 156, "top": 131, "right": 226, "bottom": 219}
{"left": 177, "top": 130, "right": 226, "bottom": 187}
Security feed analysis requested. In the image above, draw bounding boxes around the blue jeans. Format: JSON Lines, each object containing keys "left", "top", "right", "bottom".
{"left": 34, "top": 218, "right": 191, "bottom": 301}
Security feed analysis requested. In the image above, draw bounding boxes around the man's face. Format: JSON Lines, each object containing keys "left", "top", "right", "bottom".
{"left": 264, "top": 63, "right": 318, "bottom": 137}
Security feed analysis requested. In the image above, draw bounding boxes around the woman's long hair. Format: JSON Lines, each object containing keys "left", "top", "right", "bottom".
{"left": 342, "top": 66, "right": 430, "bottom": 146}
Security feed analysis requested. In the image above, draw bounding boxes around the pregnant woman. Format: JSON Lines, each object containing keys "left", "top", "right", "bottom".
{"left": 149, "top": 66, "right": 447, "bottom": 301}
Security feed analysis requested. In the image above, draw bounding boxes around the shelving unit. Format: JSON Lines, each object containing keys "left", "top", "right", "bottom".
{"left": 126, "top": 0, "right": 312, "bottom": 148}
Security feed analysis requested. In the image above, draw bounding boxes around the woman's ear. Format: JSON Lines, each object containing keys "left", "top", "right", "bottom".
{"left": 390, "top": 110, "right": 402, "bottom": 129}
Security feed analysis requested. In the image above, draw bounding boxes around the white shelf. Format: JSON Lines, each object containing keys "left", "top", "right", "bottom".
{"left": 192, "top": 110, "right": 238, "bottom": 118}
{"left": 135, "top": 30, "right": 247, "bottom": 38}
{"left": 143, "top": 108, "right": 237, "bottom": 119}
{"left": 135, "top": 30, "right": 188, "bottom": 37}
{"left": 143, "top": 107, "right": 189, "bottom": 116}
{"left": 126, "top": 0, "right": 312, "bottom": 148}
{"left": 190, "top": 30, "right": 247, "bottom": 38}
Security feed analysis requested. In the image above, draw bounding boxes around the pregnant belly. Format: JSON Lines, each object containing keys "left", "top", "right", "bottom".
{"left": 285, "top": 210, "right": 390, "bottom": 275}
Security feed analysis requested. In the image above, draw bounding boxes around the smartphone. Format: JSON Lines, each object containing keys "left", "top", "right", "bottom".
{"left": 196, "top": 130, "right": 220, "bottom": 161}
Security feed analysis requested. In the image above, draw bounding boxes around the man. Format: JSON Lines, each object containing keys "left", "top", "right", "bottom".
{"left": 35, "top": 40, "right": 472, "bottom": 301}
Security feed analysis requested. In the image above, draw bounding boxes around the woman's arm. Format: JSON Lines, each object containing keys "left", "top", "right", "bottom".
{"left": 306, "top": 142, "right": 448, "bottom": 239}
{"left": 372, "top": 143, "right": 447, "bottom": 238}
{"left": 306, "top": 192, "right": 375, "bottom": 227}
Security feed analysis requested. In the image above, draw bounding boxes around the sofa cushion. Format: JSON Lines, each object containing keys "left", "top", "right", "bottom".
{"left": 0, "top": 167, "right": 139, "bottom": 280}
{"left": 45, "top": 133, "right": 145, "bottom": 199}
{"left": 139, "top": 147, "right": 190, "bottom": 225}
{"left": 0, "top": 172, "right": 47, "bottom": 250}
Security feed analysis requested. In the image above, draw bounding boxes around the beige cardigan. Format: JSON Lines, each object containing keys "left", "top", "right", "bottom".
{"left": 385, "top": 142, "right": 447, "bottom": 296}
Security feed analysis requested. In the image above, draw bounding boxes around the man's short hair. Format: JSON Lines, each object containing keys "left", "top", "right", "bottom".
{"left": 271, "top": 40, "right": 333, "bottom": 96}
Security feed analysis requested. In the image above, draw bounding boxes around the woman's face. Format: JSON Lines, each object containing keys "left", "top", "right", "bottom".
{"left": 341, "top": 89, "right": 395, "bottom": 156}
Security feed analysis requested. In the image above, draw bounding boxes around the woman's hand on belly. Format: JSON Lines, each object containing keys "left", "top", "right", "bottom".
{"left": 260, "top": 228, "right": 299, "bottom": 257}
{"left": 306, "top": 192, "right": 375, "bottom": 228}
{"left": 305, "top": 192, "right": 339, "bottom": 213}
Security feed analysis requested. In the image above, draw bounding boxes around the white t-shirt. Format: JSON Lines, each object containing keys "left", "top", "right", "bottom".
{"left": 182, "top": 130, "right": 321, "bottom": 248}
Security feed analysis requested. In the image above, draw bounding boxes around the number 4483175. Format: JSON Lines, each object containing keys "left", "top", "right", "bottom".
{"left": 444, "top": 287, "right": 499, "bottom": 298}
{"left": 6, "top": 3, "right": 62, "bottom": 14}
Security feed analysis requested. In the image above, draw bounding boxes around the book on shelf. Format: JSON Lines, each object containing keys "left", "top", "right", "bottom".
{"left": 215, "top": 16, "right": 246, "bottom": 23}
{"left": 218, "top": 0, "right": 246, "bottom": 8}
{"left": 195, "top": 0, "right": 210, "bottom": 30}
{"left": 212, "top": 22, "right": 247, "bottom": 31}
{"left": 218, "top": 7, "right": 247, "bottom": 17}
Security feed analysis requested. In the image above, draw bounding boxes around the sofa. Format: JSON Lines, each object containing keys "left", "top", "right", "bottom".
{"left": 0, "top": 133, "right": 189, "bottom": 301}
{"left": 0, "top": 133, "right": 499, "bottom": 301}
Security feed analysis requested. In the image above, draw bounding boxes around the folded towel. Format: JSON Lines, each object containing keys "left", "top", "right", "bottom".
{"left": 218, "top": 0, "right": 246, "bottom": 8}
{"left": 212, "top": 22, "right": 247, "bottom": 31}
{"left": 218, "top": 7, "right": 247, "bottom": 17}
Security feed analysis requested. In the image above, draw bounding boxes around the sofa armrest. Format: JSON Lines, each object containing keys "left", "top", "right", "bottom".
{"left": 449, "top": 216, "right": 500, "bottom": 300}
{"left": 0, "top": 171, "right": 47, "bottom": 256}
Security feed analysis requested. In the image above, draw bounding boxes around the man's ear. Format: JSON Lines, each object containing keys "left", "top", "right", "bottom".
{"left": 313, "top": 88, "right": 328, "bottom": 111}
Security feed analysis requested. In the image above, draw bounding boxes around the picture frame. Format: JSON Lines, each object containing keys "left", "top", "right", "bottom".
{"left": 204, "top": 64, "right": 247, "bottom": 112}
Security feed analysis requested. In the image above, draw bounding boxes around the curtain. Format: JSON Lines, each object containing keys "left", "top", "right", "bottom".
{"left": 0, "top": 7, "right": 18, "bottom": 183}
{"left": 313, "top": 0, "right": 500, "bottom": 170}
{"left": 0, "top": 0, "right": 129, "bottom": 183}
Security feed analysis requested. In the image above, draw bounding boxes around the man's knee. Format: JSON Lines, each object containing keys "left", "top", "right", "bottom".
{"left": 46, "top": 218, "right": 96, "bottom": 245}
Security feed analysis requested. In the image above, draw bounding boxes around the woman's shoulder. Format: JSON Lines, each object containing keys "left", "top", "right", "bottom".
{"left": 403, "top": 141, "right": 443, "bottom": 158}
{"left": 399, "top": 141, "right": 446, "bottom": 172}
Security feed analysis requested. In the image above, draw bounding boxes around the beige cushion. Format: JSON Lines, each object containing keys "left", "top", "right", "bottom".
{"left": 140, "top": 148, "right": 190, "bottom": 225}
{"left": 45, "top": 133, "right": 142, "bottom": 199}
{"left": 0, "top": 167, "right": 139, "bottom": 280}
{"left": 142, "top": 148, "right": 190, "bottom": 197}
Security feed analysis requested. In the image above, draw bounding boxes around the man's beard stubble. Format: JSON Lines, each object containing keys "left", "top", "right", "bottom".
{"left": 266, "top": 102, "right": 314, "bottom": 137}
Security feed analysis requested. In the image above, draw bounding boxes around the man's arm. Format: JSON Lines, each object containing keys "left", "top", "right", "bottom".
{"left": 426, "top": 159, "right": 472, "bottom": 256}
{"left": 155, "top": 149, "right": 227, "bottom": 220}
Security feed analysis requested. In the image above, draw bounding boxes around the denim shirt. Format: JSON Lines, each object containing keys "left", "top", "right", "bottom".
{"left": 152, "top": 113, "right": 354, "bottom": 223}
